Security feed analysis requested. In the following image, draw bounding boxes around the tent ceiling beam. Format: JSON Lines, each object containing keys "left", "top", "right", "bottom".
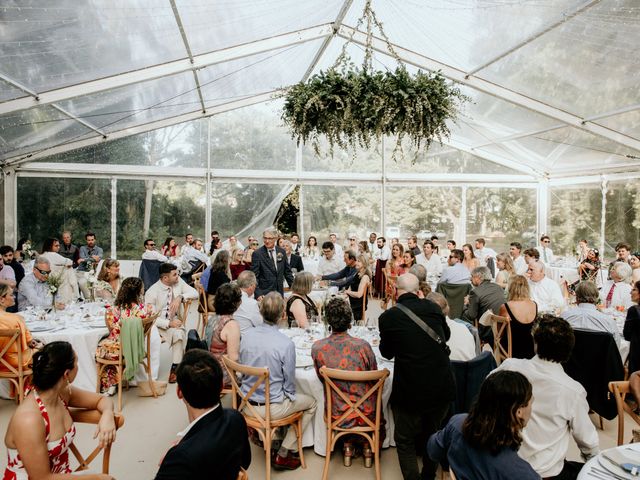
{"left": 465, "top": 0, "right": 600, "bottom": 77}
{"left": 0, "top": 24, "right": 333, "bottom": 116}
{"left": 547, "top": 159, "right": 640, "bottom": 177}
{"left": 338, "top": 26, "right": 640, "bottom": 154}
{"left": 3, "top": 90, "right": 281, "bottom": 166}
{"left": 49, "top": 104, "right": 106, "bottom": 137}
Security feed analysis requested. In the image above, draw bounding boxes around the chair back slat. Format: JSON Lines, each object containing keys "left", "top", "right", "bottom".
{"left": 222, "top": 356, "right": 271, "bottom": 425}
{"left": 0, "top": 329, "right": 21, "bottom": 375}
{"left": 489, "top": 314, "right": 511, "bottom": 365}
{"left": 69, "top": 410, "right": 124, "bottom": 474}
{"left": 609, "top": 381, "right": 640, "bottom": 445}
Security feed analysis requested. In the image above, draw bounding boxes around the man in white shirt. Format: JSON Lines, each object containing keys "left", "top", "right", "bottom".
{"left": 527, "top": 261, "right": 565, "bottom": 313}
{"left": 234, "top": 271, "right": 263, "bottom": 333}
{"left": 600, "top": 261, "right": 633, "bottom": 309}
{"left": 510, "top": 242, "right": 528, "bottom": 275}
{"left": 183, "top": 238, "right": 210, "bottom": 266}
{"left": 536, "top": 235, "right": 555, "bottom": 264}
{"left": 496, "top": 315, "right": 599, "bottom": 479}
{"left": 290, "top": 233, "right": 301, "bottom": 255}
{"left": 145, "top": 263, "right": 198, "bottom": 383}
{"left": 438, "top": 249, "right": 470, "bottom": 285}
{"left": 416, "top": 240, "right": 443, "bottom": 277}
{"left": 329, "top": 233, "right": 343, "bottom": 257}
{"left": 367, "top": 232, "right": 377, "bottom": 254}
{"left": 142, "top": 238, "right": 168, "bottom": 262}
{"left": 317, "top": 242, "right": 345, "bottom": 276}
{"left": 474, "top": 238, "right": 497, "bottom": 267}
{"left": 427, "top": 292, "right": 476, "bottom": 361}
{"left": 180, "top": 232, "right": 195, "bottom": 257}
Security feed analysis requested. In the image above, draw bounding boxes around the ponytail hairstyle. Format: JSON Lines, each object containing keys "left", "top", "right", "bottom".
{"left": 32, "top": 341, "right": 76, "bottom": 391}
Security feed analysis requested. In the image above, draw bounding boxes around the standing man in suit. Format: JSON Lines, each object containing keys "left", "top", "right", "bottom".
{"left": 155, "top": 349, "right": 251, "bottom": 479}
{"left": 251, "top": 227, "right": 293, "bottom": 299}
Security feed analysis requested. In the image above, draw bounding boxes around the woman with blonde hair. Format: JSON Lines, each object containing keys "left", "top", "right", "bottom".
{"left": 498, "top": 275, "right": 536, "bottom": 359}
{"left": 229, "top": 247, "right": 248, "bottom": 280}
{"left": 285, "top": 271, "right": 318, "bottom": 328}
{"left": 495, "top": 253, "right": 516, "bottom": 289}
{"left": 344, "top": 254, "right": 371, "bottom": 322}
{"left": 94, "top": 259, "right": 121, "bottom": 302}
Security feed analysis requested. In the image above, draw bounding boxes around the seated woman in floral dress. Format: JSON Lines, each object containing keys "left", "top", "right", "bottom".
{"left": 311, "top": 297, "right": 380, "bottom": 466}
{"left": 209, "top": 283, "right": 242, "bottom": 387}
{"left": 94, "top": 259, "right": 121, "bottom": 303}
{"left": 95, "top": 277, "right": 154, "bottom": 395}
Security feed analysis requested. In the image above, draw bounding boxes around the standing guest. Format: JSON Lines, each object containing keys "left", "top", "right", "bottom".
{"left": 142, "top": 239, "right": 168, "bottom": 262}
{"left": 77, "top": 232, "right": 104, "bottom": 300}
{"left": 343, "top": 254, "right": 371, "bottom": 322}
{"left": 407, "top": 236, "right": 421, "bottom": 256}
{"left": 427, "top": 371, "right": 538, "bottom": 480}
{"left": 40, "top": 237, "right": 79, "bottom": 304}
{"left": 233, "top": 271, "right": 263, "bottom": 333}
{"left": 391, "top": 238, "right": 400, "bottom": 246}
{"left": 318, "top": 242, "right": 345, "bottom": 277}
{"left": 373, "top": 237, "right": 391, "bottom": 297}
{"left": 367, "top": 232, "right": 377, "bottom": 255}
{"left": 536, "top": 235, "right": 554, "bottom": 264}
{"left": 330, "top": 233, "right": 344, "bottom": 257}
{"left": 526, "top": 261, "right": 564, "bottom": 314}
{"left": 94, "top": 259, "right": 121, "bottom": 303}
{"left": 495, "top": 252, "right": 516, "bottom": 289}
{"left": 303, "top": 236, "right": 320, "bottom": 259}
{"left": 58, "top": 231, "right": 79, "bottom": 267}
{"left": 623, "top": 281, "right": 640, "bottom": 377}
{"left": 209, "top": 283, "right": 242, "bottom": 387}
{"left": 474, "top": 238, "right": 497, "bottom": 267}
{"left": 523, "top": 247, "right": 541, "bottom": 265}
{"left": 283, "top": 241, "right": 304, "bottom": 273}
{"left": 239, "top": 293, "right": 317, "bottom": 470}
{"left": 311, "top": 297, "right": 379, "bottom": 465}
{"left": 446, "top": 240, "right": 457, "bottom": 251}
{"left": 290, "top": 233, "right": 301, "bottom": 255}
{"left": 145, "top": 263, "right": 198, "bottom": 383}
{"left": 462, "top": 244, "right": 480, "bottom": 273}
{"left": 206, "top": 250, "right": 231, "bottom": 296}
{"left": 3, "top": 342, "right": 117, "bottom": 480}
{"left": 155, "top": 349, "right": 251, "bottom": 480}
{"left": 229, "top": 247, "right": 248, "bottom": 280}
{"left": 629, "top": 251, "right": 640, "bottom": 283}
{"left": 379, "top": 274, "right": 455, "bottom": 480}
{"left": 427, "top": 292, "right": 476, "bottom": 361}
{"left": 286, "top": 272, "right": 318, "bottom": 329}
{"left": 600, "top": 261, "right": 633, "bottom": 309}
{"left": 347, "top": 235, "right": 359, "bottom": 256}
{"left": 358, "top": 241, "right": 372, "bottom": 269}
{"left": 461, "top": 266, "right": 505, "bottom": 326}
{"left": 223, "top": 235, "right": 242, "bottom": 252}
{"left": 0, "top": 285, "right": 37, "bottom": 379}
{"left": 251, "top": 227, "right": 293, "bottom": 299}
{"left": 416, "top": 240, "right": 443, "bottom": 277}
{"left": 18, "top": 257, "right": 65, "bottom": 311}
{"left": 179, "top": 233, "right": 194, "bottom": 257}
{"left": 0, "top": 246, "right": 25, "bottom": 287}
{"left": 498, "top": 275, "right": 536, "bottom": 359}
{"left": 161, "top": 237, "right": 179, "bottom": 259}
{"left": 510, "top": 242, "right": 528, "bottom": 275}
{"left": 496, "top": 316, "right": 599, "bottom": 479}
{"left": 438, "top": 249, "right": 471, "bottom": 286}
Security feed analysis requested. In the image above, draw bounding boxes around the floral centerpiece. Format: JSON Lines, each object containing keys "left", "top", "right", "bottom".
{"left": 86, "top": 267, "right": 97, "bottom": 301}
{"left": 46, "top": 270, "right": 64, "bottom": 312}
{"left": 21, "top": 241, "right": 37, "bottom": 261}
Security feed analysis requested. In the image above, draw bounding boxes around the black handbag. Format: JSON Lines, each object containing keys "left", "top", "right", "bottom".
{"left": 186, "top": 328, "right": 208, "bottom": 351}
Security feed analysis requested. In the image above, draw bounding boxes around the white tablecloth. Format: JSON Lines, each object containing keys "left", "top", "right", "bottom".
{"left": 302, "top": 258, "right": 319, "bottom": 276}
{"left": 547, "top": 265, "right": 580, "bottom": 285}
{"left": 578, "top": 443, "right": 640, "bottom": 479}
{"left": 282, "top": 326, "right": 395, "bottom": 456}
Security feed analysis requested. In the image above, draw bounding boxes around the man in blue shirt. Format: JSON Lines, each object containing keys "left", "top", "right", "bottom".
{"left": 438, "top": 249, "right": 471, "bottom": 285}
{"left": 318, "top": 249, "right": 358, "bottom": 289}
{"left": 239, "top": 292, "right": 316, "bottom": 470}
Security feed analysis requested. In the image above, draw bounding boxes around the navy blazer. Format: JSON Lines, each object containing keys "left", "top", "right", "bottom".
{"left": 155, "top": 406, "right": 251, "bottom": 480}
{"left": 287, "top": 253, "right": 304, "bottom": 272}
{"left": 251, "top": 245, "right": 294, "bottom": 298}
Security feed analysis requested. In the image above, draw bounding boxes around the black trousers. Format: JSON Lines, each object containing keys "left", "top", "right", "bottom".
{"left": 392, "top": 402, "right": 450, "bottom": 480}
{"left": 545, "top": 460, "right": 584, "bottom": 480}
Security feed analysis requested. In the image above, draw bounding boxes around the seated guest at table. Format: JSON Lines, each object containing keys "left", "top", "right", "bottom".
{"left": 229, "top": 247, "right": 248, "bottom": 280}
{"left": 526, "top": 261, "right": 564, "bottom": 314}
{"left": 0, "top": 285, "right": 38, "bottom": 381}
{"left": 523, "top": 247, "right": 540, "bottom": 265}
{"left": 462, "top": 266, "right": 505, "bottom": 326}
{"left": 428, "top": 370, "right": 538, "bottom": 480}
{"left": 184, "top": 238, "right": 209, "bottom": 267}
{"left": 142, "top": 238, "right": 168, "bottom": 262}
{"left": 239, "top": 292, "right": 317, "bottom": 470}
{"left": 576, "top": 248, "right": 601, "bottom": 285}
{"left": 462, "top": 244, "right": 480, "bottom": 273}
{"left": 40, "top": 237, "right": 79, "bottom": 303}
{"left": 630, "top": 251, "right": 640, "bottom": 283}
{"left": 1, "top": 245, "right": 25, "bottom": 288}
{"left": 206, "top": 250, "right": 231, "bottom": 296}
{"left": 474, "top": 238, "right": 497, "bottom": 267}
{"left": 498, "top": 275, "right": 536, "bottom": 359}
{"left": 600, "top": 261, "right": 633, "bottom": 310}
{"left": 161, "top": 237, "right": 179, "bottom": 259}
{"left": 495, "top": 252, "right": 516, "bottom": 289}
{"left": 536, "top": 235, "right": 554, "bottom": 264}
{"left": 179, "top": 233, "right": 194, "bottom": 257}
{"left": 242, "top": 237, "right": 258, "bottom": 265}
{"left": 59, "top": 231, "right": 78, "bottom": 267}
{"left": 318, "top": 241, "right": 344, "bottom": 276}
{"left": 96, "top": 277, "right": 154, "bottom": 395}
{"left": 409, "top": 264, "right": 432, "bottom": 298}
{"left": 427, "top": 292, "right": 476, "bottom": 361}
{"left": 577, "top": 239, "right": 590, "bottom": 263}
{"left": 146, "top": 263, "right": 198, "bottom": 383}
{"left": 0, "top": 254, "right": 16, "bottom": 289}
{"left": 402, "top": 250, "right": 417, "bottom": 270}
{"left": 438, "top": 249, "right": 471, "bottom": 286}
{"left": 319, "top": 250, "right": 358, "bottom": 290}
{"left": 18, "top": 257, "right": 65, "bottom": 311}
{"left": 623, "top": 281, "right": 640, "bottom": 375}
{"left": 496, "top": 315, "right": 599, "bottom": 479}
{"left": 510, "top": 242, "right": 528, "bottom": 275}
{"left": 343, "top": 254, "right": 371, "bottom": 322}
{"left": 303, "top": 236, "right": 320, "bottom": 259}
{"left": 386, "top": 242, "right": 405, "bottom": 276}
{"left": 234, "top": 271, "right": 263, "bottom": 333}
{"left": 77, "top": 232, "right": 104, "bottom": 300}
{"left": 608, "top": 242, "right": 632, "bottom": 279}
{"left": 283, "top": 240, "right": 304, "bottom": 273}
{"left": 209, "top": 283, "right": 242, "bottom": 387}
{"left": 416, "top": 240, "right": 442, "bottom": 277}
{"left": 311, "top": 297, "right": 379, "bottom": 465}
{"left": 286, "top": 272, "right": 318, "bottom": 328}
{"left": 562, "top": 280, "right": 621, "bottom": 349}
{"left": 3, "top": 341, "right": 117, "bottom": 480}
{"left": 155, "top": 349, "right": 251, "bottom": 480}
{"left": 94, "top": 259, "right": 121, "bottom": 303}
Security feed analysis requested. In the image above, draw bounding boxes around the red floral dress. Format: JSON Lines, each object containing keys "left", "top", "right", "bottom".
{"left": 4, "top": 390, "right": 76, "bottom": 479}
{"left": 209, "top": 314, "right": 235, "bottom": 387}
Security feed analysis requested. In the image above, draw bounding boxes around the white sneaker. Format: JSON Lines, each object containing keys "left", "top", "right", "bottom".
{"left": 102, "top": 385, "right": 117, "bottom": 397}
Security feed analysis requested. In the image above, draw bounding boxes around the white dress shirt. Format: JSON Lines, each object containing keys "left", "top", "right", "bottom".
{"left": 446, "top": 318, "right": 476, "bottom": 361}
{"left": 183, "top": 247, "right": 210, "bottom": 266}
{"left": 561, "top": 303, "right": 622, "bottom": 347}
{"left": 600, "top": 280, "right": 633, "bottom": 310}
{"left": 142, "top": 250, "right": 169, "bottom": 262}
{"left": 513, "top": 255, "right": 528, "bottom": 275}
{"left": 234, "top": 290, "right": 263, "bottom": 333}
{"left": 373, "top": 245, "right": 391, "bottom": 262}
{"left": 318, "top": 255, "right": 345, "bottom": 276}
{"left": 176, "top": 404, "right": 220, "bottom": 439}
{"left": 528, "top": 276, "right": 564, "bottom": 313}
{"left": 496, "top": 356, "right": 599, "bottom": 477}
{"left": 536, "top": 246, "right": 555, "bottom": 264}
{"left": 332, "top": 242, "right": 343, "bottom": 257}
{"left": 416, "top": 253, "right": 443, "bottom": 276}
{"left": 41, "top": 251, "right": 72, "bottom": 268}
{"left": 144, "top": 279, "right": 198, "bottom": 330}
{"left": 438, "top": 263, "right": 470, "bottom": 285}
{"left": 474, "top": 247, "right": 497, "bottom": 267}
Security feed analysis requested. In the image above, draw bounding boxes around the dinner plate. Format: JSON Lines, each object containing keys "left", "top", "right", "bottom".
{"left": 28, "top": 324, "right": 56, "bottom": 332}
{"left": 598, "top": 453, "right": 636, "bottom": 479}
{"left": 296, "top": 356, "right": 314, "bottom": 368}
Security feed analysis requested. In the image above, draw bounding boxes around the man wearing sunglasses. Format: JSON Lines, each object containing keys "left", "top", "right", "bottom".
{"left": 18, "top": 256, "right": 64, "bottom": 311}
{"left": 142, "top": 238, "right": 168, "bottom": 262}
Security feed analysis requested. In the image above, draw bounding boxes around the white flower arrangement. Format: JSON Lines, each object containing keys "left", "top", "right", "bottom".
{"left": 22, "top": 241, "right": 36, "bottom": 260}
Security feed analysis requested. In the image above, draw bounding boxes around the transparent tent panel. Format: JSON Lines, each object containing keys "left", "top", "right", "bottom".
{"left": 597, "top": 109, "right": 640, "bottom": 141}
{"left": 0, "top": 79, "right": 28, "bottom": 102}
{"left": 178, "top": 0, "right": 344, "bottom": 55}
{"left": 479, "top": 0, "right": 640, "bottom": 118}
{"left": 0, "top": 0, "right": 186, "bottom": 93}
{"left": 210, "top": 101, "right": 296, "bottom": 171}
{"left": 0, "top": 105, "right": 92, "bottom": 160}
{"left": 604, "top": 180, "right": 640, "bottom": 255}
{"left": 301, "top": 136, "right": 383, "bottom": 174}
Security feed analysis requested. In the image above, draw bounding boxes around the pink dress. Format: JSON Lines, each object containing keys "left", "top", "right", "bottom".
{"left": 4, "top": 390, "right": 76, "bottom": 479}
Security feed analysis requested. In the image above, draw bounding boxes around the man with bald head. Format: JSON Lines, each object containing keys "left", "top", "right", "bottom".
{"left": 527, "top": 260, "right": 564, "bottom": 314}
{"left": 379, "top": 273, "right": 455, "bottom": 480}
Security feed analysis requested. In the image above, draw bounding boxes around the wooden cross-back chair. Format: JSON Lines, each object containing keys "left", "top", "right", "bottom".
{"left": 608, "top": 381, "right": 640, "bottom": 445}
{"left": 222, "top": 355, "right": 305, "bottom": 480}
{"left": 319, "top": 366, "right": 389, "bottom": 480}
{"left": 489, "top": 314, "right": 512, "bottom": 365}
{"left": 0, "top": 328, "right": 33, "bottom": 403}
{"left": 69, "top": 409, "right": 124, "bottom": 475}
{"left": 195, "top": 282, "right": 210, "bottom": 338}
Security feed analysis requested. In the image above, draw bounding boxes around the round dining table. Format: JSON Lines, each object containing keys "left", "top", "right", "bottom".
{"left": 578, "top": 442, "right": 640, "bottom": 479}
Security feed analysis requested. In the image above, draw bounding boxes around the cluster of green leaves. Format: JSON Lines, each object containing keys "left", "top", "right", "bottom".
{"left": 281, "top": 66, "right": 468, "bottom": 161}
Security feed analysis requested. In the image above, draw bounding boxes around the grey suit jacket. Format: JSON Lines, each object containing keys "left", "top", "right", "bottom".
{"left": 461, "top": 280, "right": 505, "bottom": 323}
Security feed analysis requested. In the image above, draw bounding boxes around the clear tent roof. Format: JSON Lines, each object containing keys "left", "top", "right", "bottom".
{"left": 1, "top": 0, "right": 639, "bottom": 180}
